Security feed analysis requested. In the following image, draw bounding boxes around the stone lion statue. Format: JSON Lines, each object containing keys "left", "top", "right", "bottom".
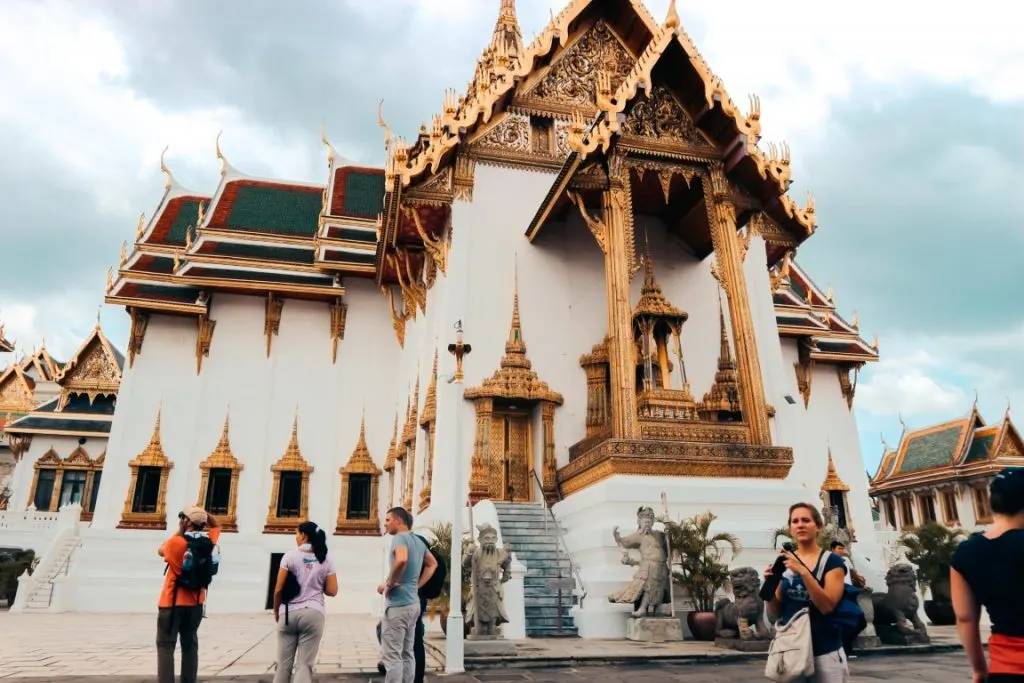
{"left": 872, "top": 564, "right": 928, "bottom": 639}
{"left": 715, "top": 567, "right": 769, "bottom": 640}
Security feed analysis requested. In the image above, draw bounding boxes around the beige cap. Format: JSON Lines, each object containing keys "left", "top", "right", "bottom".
{"left": 181, "top": 505, "right": 208, "bottom": 525}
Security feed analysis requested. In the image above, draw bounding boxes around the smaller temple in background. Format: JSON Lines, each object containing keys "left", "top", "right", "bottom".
{"left": 869, "top": 400, "right": 1024, "bottom": 530}
{"left": 1, "top": 322, "right": 123, "bottom": 520}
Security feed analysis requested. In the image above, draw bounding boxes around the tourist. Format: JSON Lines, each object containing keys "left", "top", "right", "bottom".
{"left": 376, "top": 531, "right": 433, "bottom": 683}
{"left": 156, "top": 506, "right": 221, "bottom": 683}
{"left": 764, "top": 502, "right": 850, "bottom": 682}
{"left": 378, "top": 507, "right": 437, "bottom": 683}
{"left": 951, "top": 467, "right": 1024, "bottom": 683}
{"left": 272, "top": 520, "right": 337, "bottom": 683}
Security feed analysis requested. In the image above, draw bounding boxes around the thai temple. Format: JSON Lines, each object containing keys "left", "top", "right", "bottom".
{"left": 869, "top": 402, "right": 1024, "bottom": 531}
{"left": 1, "top": 0, "right": 888, "bottom": 635}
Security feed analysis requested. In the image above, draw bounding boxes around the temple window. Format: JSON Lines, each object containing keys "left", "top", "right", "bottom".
{"left": 88, "top": 470, "right": 102, "bottom": 514}
{"left": 32, "top": 467, "right": 57, "bottom": 511}
{"left": 899, "top": 497, "right": 915, "bottom": 529}
{"left": 828, "top": 490, "right": 848, "bottom": 528}
{"left": 942, "top": 490, "right": 959, "bottom": 524}
{"left": 204, "top": 469, "right": 232, "bottom": 515}
{"left": 884, "top": 498, "right": 897, "bottom": 528}
{"left": 919, "top": 492, "right": 937, "bottom": 524}
{"left": 197, "top": 414, "right": 243, "bottom": 532}
{"left": 119, "top": 408, "right": 174, "bottom": 529}
{"left": 973, "top": 486, "right": 993, "bottom": 523}
{"left": 133, "top": 467, "right": 163, "bottom": 513}
{"left": 820, "top": 450, "right": 851, "bottom": 530}
{"left": 276, "top": 472, "right": 303, "bottom": 518}
{"left": 59, "top": 470, "right": 88, "bottom": 509}
{"left": 335, "top": 416, "right": 382, "bottom": 536}
{"left": 264, "top": 416, "right": 313, "bottom": 534}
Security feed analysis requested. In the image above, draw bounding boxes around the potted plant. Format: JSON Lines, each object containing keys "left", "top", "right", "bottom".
{"left": 897, "top": 522, "right": 967, "bottom": 625}
{"left": 662, "top": 511, "right": 740, "bottom": 641}
{"left": 425, "top": 521, "right": 473, "bottom": 636}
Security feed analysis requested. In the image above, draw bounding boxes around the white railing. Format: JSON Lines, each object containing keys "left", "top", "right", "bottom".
{"left": 0, "top": 509, "right": 60, "bottom": 532}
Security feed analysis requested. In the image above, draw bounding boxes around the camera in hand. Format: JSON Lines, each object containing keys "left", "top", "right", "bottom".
{"left": 759, "top": 542, "right": 796, "bottom": 601}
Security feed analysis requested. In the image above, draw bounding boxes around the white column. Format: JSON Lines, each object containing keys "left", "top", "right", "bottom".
{"left": 445, "top": 369, "right": 466, "bottom": 673}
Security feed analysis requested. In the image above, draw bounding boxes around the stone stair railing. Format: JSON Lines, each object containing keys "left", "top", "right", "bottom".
{"left": 10, "top": 503, "right": 83, "bottom": 614}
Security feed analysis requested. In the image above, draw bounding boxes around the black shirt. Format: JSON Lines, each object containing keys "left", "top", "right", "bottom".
{"left": 951, "top": 529, "right": 1024, "bottom": 637}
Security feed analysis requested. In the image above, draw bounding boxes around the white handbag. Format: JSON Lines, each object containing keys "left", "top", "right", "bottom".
{"left": 765, "top": 606, "right": 815, "bottom": 682}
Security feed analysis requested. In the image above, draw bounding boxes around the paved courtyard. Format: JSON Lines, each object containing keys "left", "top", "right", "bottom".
{"left": 0, "top": 611, "right": 977, "bottom": 681}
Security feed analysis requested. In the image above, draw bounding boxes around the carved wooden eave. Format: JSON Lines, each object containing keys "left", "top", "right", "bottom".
{"left": 195, "top": 314, "right": 216, "bottom": 375}
{"left": 264, "top": 294, "right": 284, "bottom": 357}
{"left": 821, "top": 449, "right": 850, "bottom": 492}
{"left": 464, "top": 280, "right": 563, "bottom": 406}
{"left": 793, "top": 339, "right": 814, "bottom": 409}
{"left": 197, "top": 412, "right": 243, "bottom": 532}
{"left": 54, "top": 323, "right": 124, "bottom": 410}
{"left": 127, "top": 308, "right": 149, "bottom": 368}
{"left": 329, "top": 297, "right": 348, "bottom": 364}
{"left": 420, "top": 350, "right": 439, "bottom": 427}
{"left": 382, "top": 286, "right": 409, "bottom": 348}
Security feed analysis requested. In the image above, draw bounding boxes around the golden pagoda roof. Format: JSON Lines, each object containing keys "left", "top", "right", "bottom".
{"left": 199, "top": 413, "right": 242, "bottom": 470}
{"left": 633, "top": 253, "right": 687, "bottom": 324}
{"left": 128, "top": 406, "right": 173, "bottom": 469}
{"left": 420, "top": 349, "right": 439, "bottom": 426}
{"left": 465, "top": 273, "right": 563, "bottom": 405}
{"left": 342, "top": 413, "right": 382, "bottom": 475}
{"left": 699, "top": 299, "right": 740, "bottom": 415}
{"left": 821, "top": 449, "right": 850, "bottom": 492}
{"left": 55, "top": 321, "right": 124, "bottom": 406}
{"left": 383, "top": 411, "right": 399, "bottom": 472}
{"left": 272, "top": 413, "right": 314, "bottom": 473}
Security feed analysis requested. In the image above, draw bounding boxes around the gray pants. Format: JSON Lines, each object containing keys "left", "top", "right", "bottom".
{"left": 381, "top": 603, "right": 420, "bottom": 683}
{"left": 274, "top": 608, "right": 326, "bottom": 683}
{"left": 156, "top": 606, "right": 204, "bottom": 683}
{"left": 807, "top": 648, "right": 850, "bottom": 683}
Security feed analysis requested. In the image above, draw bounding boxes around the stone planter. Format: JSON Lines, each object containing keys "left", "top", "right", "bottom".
{"left": 687, "top": 611, "right": 717, "bottom": 641}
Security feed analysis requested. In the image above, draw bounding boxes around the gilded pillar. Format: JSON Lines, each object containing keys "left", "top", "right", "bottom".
{"left": 469, "top": 398, "right": 492, "bottom": 503}
{"left": 581, "top": 343, "right": 610, "bottom": 437}
{"left": 541, "top": 402, "right": 557, "bottom": 504}
{"left": 603, "top": 166, "right": 640, "bottom": 439}
{"left": 706, "top": 164, "right": 771, "bottom": 445}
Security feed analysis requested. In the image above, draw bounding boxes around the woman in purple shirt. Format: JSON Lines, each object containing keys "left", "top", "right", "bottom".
{"left": 273, "top": 521, "right": 338, "bottom": 683}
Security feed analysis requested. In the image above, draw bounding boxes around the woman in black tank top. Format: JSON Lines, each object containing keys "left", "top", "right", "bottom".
{"left": 950, "top": 467, "right": 1024, "bottom": 683}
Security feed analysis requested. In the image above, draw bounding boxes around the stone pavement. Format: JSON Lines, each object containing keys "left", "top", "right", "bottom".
{"left": 0, "top": 652, "right": 978, "bottom": 682}
{"left": 0, "top": 612, "right": 441, "bottom": 678}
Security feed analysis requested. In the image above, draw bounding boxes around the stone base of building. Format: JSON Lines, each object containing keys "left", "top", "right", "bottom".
{"left": 626, "top": 617, "right": 683, "bottom": 642}
{"left": 715, "top": 636, "right": 770, "bottom": 652}
{"left": 465, "top": 636, "right": 517, "bottom": 657}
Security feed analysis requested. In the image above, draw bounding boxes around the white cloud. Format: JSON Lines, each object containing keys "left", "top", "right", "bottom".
{"left": 857, "top": 360, "right": 969, "bottom": 418}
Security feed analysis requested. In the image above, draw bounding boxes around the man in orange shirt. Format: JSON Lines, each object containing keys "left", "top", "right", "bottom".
{"left": 156, "top": 505, "right": 221, "bottom": 683}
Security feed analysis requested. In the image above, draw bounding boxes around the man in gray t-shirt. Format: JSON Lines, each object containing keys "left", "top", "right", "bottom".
{"left": 378, "top": 507, "right": 436, "bottom": 683}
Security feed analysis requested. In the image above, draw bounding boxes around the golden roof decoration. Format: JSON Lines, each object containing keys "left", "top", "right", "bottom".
{"left": 465, "top": 268, "right": 563, "bottom": 405}
{"left": 699, "top": 298, "right": 741, "bottom": 416}
{"left": 272, "top": 411, "right": 314, "bottom": 473}
{"left": 420, "top": 348, "right": 439, "bottom": 426}
{"left": 55, "top": 321, "right": 123, "bottom": 407}
{"left": 128, "top": 406, "right": 173, "bottom": 469}
{"left": 342, "top": 412, "right": 382, "bottom": 475}
{"left": 821, "top": 448, "right": 850, "bottom": 492}
{"left": 64, "top": 445, "right": 93, "bottom": 468}
{"left": 633, "top": 242, "right": 688, "bottom": 324}
{"left": 0, "top": 365, "right": 35, "bottom": 414}
{"left": 383, "top": 411, "right": 399, "bottom": 472}
{"left": 35, "top": 447, "right": 62, "bottom": 468}
{"left": 200, "top": 412, "right": 242, "bottom": 470}
{"left": 401, "top": 388, "right": 416, "bottom": 445}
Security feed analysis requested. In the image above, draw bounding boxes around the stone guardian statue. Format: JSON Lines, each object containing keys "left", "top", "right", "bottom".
{"left": 463, "top": 522, "right": 512, "bottom": 637}
{"left": 608, "top": 506, "right": 671, "bottom": 618}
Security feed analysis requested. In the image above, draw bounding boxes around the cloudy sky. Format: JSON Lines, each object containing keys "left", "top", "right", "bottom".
{"left": 0, "top": 0, "right": 1021, "bottom": 474}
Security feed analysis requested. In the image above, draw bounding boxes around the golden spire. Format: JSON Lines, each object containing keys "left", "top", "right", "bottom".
{"left": 383, "top": 410, "right": 398, "bottom": 471}
{"left": 665, "top": 0, "right": 680, "bottom": 29}
{"left": 421, "top": 347, "right": 439, "bottom": 426}
{"left": 487, "top": 0, "right": 523, "bottom": 71}
{"left": 699, "top": 293, "right": 741, "bottom": 419}
{"left": 821, "top": 447, "right": 850, "bottom": 492}
{"left": 716, "top": 295, "right": 736, "bottom": 371}
{"left": 343, "top": 409, "right": 379, "bottom": 474}
{"left": 633, "top": 233, "right": 687, "bottom": 323}
{"left": 501, "top": 257, "right": 530, "bottom": 371}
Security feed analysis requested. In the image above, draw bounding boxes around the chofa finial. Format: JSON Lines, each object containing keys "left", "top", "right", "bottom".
{"left": 159, "top": 146, "right": 175, "bottom": 191}
{"left": 664, "top": 0, "right": 680, "bottom": 29}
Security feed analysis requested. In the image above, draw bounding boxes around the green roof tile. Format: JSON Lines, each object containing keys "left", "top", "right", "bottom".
{"left": 226, "top": 185, "right": 321, "bottom": 237}
{"left": 167, "top": 200, "right": 203, "bottom": 245}
{"left": 210, "top": 242, "right": 315, "bottom": 265}
{"left": 343, "top": 171, "right": 385, "bottom": 218}
{"left": 964, "top": 433, "right": 996, "bottom": 463}
{"left": 898, "top": 424, "right": 964, "bottom": 475}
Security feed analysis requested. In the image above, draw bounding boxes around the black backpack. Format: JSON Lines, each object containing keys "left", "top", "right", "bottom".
{"left": 417, "top": 535, "right": 447, "bottom": 601}
{"left": 176, "top": 533, "right": 216, "bottom": 591}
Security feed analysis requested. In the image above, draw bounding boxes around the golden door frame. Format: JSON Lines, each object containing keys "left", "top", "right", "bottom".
{"left": 489, "top": 407, "right": 535, "bottom": 503}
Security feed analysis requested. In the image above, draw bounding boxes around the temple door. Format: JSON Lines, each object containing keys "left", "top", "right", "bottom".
{"left": 489, "top": 412, "right": 532, "bottom": 502}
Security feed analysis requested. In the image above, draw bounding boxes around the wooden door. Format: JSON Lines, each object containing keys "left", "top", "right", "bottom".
{"left": 490, "top": 412, "right": 532, "bottom": 502}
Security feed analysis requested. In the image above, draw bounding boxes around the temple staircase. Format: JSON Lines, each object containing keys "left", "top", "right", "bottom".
{"left": 15, "top": 533, "right": 81, "bottom": 613}
{"left": 493, "top": 502, "right": 580, "bottom": 638}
